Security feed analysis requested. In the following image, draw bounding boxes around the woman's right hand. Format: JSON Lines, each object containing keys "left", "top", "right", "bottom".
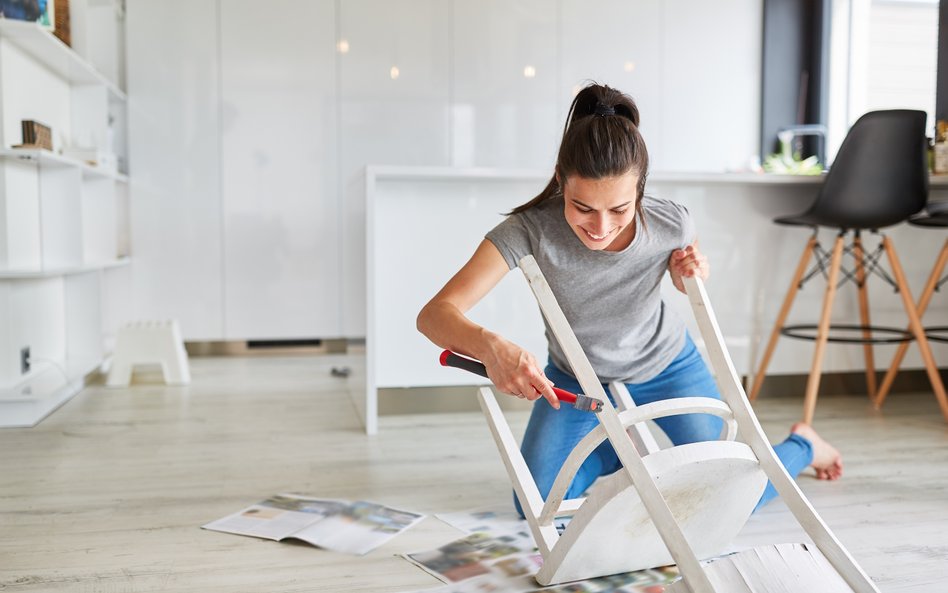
{"left": 481, "top": 336, "right": 560, "bottom": 409}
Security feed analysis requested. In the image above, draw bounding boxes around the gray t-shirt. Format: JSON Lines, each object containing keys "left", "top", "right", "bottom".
{"left": 485, "top": 195, "right": 696, "bottom": 384}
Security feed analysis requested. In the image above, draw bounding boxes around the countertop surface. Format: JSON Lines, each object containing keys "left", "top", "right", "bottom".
{"left": 366, "top": 166, "right": 948, "bottom": 187}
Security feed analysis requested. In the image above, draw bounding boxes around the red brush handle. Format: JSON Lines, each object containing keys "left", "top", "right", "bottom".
{"left": 439, "top": 349, "right": 577, "bottom": 403}
{"left": 551, "top": 386, "right": 578, "bottom": 404}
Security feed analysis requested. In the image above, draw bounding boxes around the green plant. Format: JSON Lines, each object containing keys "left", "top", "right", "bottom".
{"left": 763, "top": 134, "right": 823, "bottom": 175}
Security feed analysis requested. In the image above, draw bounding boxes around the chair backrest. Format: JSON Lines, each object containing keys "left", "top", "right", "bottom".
{"left": 806, "top": 110, "right": 928, "bottom": 229}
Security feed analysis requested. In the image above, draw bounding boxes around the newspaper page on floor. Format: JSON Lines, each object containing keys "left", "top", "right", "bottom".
{"left": 402, "top": 505, "right": 679, "bottom": 592}
{"left": 202, "top": 493, "right": 424, "bottom": 555}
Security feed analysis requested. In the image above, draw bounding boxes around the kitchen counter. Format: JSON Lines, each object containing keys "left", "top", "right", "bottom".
{"left": 366, "top": 165, "right": 948, "bottom": 187}
{"left": 354, "top": 166, "right": 948, "bottom": 433}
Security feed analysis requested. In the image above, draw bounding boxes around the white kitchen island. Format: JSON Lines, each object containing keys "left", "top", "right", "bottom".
{"left": 355, "top": 166, "right": 948, "bottom": 433}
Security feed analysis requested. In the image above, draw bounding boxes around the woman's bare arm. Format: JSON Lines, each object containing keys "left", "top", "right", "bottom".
{"left": 417, "top": 240, "right": 558, "bottom": 407}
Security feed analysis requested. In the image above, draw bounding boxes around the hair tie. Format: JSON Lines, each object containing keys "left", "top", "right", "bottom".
{"left": 593, "top": 103, "right": 616, "bottom": 117}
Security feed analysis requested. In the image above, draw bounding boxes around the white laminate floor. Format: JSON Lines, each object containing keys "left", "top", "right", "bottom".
{"left": 0, "top": 354, "right": 946, "bottom": 592}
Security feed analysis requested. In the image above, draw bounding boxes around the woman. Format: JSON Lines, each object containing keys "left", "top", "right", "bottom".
{"left": 417, "top": 83, "right": 842, "bottom": 517}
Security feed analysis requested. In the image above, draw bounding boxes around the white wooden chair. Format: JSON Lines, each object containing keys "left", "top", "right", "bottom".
{"left": 476, "top": 255, "right": 879, "bottom": 593}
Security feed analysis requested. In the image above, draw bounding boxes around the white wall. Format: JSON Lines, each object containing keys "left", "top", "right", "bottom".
{"left": 126, "top": 0, "right": 763, "bottom": 341}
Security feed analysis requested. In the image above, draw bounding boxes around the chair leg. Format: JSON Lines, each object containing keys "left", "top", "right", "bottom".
{"left": 476, "top": 387, "right": 560, "bottom": 555}
{"left": 803, "top": 234, "right": 846, "bottom": 425}
{"left": 684, "top": 274, "right": 882, "bottom": 593}
{"left": 609, "top": 382, "right": 661, "bottom": 456}
{"left": 852, "top": 235, "right": 876, "bottom": 400}
{"left": 875, "top": 239, "right": 948, "bottom": 409}
{"left": 881, "top": 238, "right": 948, "bottom": 422}
{"left": 749, "top": 236, "right": 817, "bottom": 401}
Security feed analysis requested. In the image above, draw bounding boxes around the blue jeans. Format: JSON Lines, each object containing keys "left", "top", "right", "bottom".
{"left": 515, "top": 333, "right": 813, "bottom": 518}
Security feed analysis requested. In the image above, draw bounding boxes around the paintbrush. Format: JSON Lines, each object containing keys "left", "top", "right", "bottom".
{"left": 439, "top": 350, "right": 602, "bottom": 413}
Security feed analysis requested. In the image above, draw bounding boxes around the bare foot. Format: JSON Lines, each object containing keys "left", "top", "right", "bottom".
{"left": 791, "top": 422, "right": 843, "bottom": 480}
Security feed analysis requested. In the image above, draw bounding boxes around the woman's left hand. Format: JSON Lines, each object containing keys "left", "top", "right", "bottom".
{"left": 668, "top": 241, "right": 709, "bottom": 293}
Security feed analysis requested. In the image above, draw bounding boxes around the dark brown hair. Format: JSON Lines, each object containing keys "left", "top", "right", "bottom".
{"left": 509, "top": 83, "right": 649, "bottom": 222}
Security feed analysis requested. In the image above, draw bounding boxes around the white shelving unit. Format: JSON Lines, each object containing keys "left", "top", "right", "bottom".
{"left": 0, "top": 20, "right": 125, "bottom": 99}
{"left": 0, "top": 256, "right": 129, "bottom": 279}
{"left": 0, "top": 148, "right": 128, "bottom": 182}
{"left": 0, "top": 18, "right": 129, "bottom": 428}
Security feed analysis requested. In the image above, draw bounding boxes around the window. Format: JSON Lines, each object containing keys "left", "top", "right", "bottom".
{"left": 828, "top": 0, "right": 939, "bottom": 160}
{"left": 762, "top": 0, "right": 939, "bottom": 166}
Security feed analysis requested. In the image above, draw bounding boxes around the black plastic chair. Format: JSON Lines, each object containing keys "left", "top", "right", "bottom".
{"left": 874, "top": 205, "right": 948, "bottom": 410}
{"left": 748, "top": 110, "right": 948, "bottom": 424}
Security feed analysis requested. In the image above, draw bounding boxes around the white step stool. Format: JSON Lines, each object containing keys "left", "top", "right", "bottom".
{"left": 107, "top": 320, "right": 191, "bottom": 387}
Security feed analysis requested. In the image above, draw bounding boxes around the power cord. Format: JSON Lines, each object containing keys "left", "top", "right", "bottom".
{"left": 26, "top": 355, "right": 72, "bottom": 384}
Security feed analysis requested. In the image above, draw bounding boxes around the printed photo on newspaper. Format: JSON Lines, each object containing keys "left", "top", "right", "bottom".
{"left": 403, "top": 506, "right": 680, "bottom": 593}
{"left": 202, "top": 493, "right": 424, "bottom": 555}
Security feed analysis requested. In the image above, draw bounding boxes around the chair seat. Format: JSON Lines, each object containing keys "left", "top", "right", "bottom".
{"left": 908, "top": 211, "right": 948, "bottom": 228}
{"left": 773, "top": 213, "right": 820, "bottom": 227}
{"left": 774, "top": 210, "right": 916, "bottom": 230}
{"left": 774, "top": 214, "right": 825, "bottom": 226}
{"left": 535, "top": 440, "right": 768, "bottom": 585}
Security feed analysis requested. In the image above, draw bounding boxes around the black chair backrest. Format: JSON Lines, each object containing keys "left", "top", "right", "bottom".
{"left": 806, "top": 110, "right": 929, "bottom": 229}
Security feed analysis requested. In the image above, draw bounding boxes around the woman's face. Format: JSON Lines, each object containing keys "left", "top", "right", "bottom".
{"left": 561, "top": 172, "right": 639, "bottom": 252}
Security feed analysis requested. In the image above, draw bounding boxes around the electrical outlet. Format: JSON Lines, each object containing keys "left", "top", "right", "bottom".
{"left": 20, "top": 346, "right": 30, "bottom": 374}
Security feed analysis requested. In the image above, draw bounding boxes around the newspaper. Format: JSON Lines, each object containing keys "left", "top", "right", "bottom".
{"left": 405, "top": 531, "right": 541, "bottom": 583}
{"left": 437, "top": 504, "right": 572, "bottom": 538}
{"left": 436, "top": 505, "right": 527, "bottom": 537}
{"left": 406, "top": 544, "right": 679, "bottom": 593}
{"left": 202, "top": 493, "right": 424, "bottom": 555}
{"left": 406, "top": 507, "right": 679, "bottom": 592}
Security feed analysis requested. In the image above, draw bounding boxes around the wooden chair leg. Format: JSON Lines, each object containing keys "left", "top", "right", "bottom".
{"left": 852, "top": 235, "right": 876, "bottom": 400}
{"left": 881, "top": 237, "right": 948, "bottom": 422}
{"left": 875, "top": 238, "right": 948, "bottom": 408}
{"left": 803, "top": 234, "right": 846, "bottom": 425}
{"left": 749, "top": 236, "right": 817, "bottom": 401}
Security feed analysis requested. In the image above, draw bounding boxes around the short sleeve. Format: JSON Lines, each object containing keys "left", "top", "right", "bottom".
{"left": 671, "top": 201, "right": 696, "bottom": 246}
{"left": 485, "top": 214, "right": 532, "bottom": 270}
{"left": 681, "top": 201, "right": 698, "bottom": 245}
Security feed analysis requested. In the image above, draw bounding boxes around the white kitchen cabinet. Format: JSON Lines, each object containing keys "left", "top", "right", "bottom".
{"left": 659, "top": 0, "right": 762, "bottom": 173}
{"left": 219, "top": 0, "right": 340, "bottom": 339}
{"left": 124, "top": 0, "right": 771, "bottom": 343}
{"left": 339, "top": 0, "right": 453, "bottom": 337}
{"left": 560, "top": 0, "right": 663, "bottom": 167}
{"left": 126, "top": 0, "right": 223, "bottom": 341}
{"left": 451, "top": 0, "right": 559, "bottom": 170}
